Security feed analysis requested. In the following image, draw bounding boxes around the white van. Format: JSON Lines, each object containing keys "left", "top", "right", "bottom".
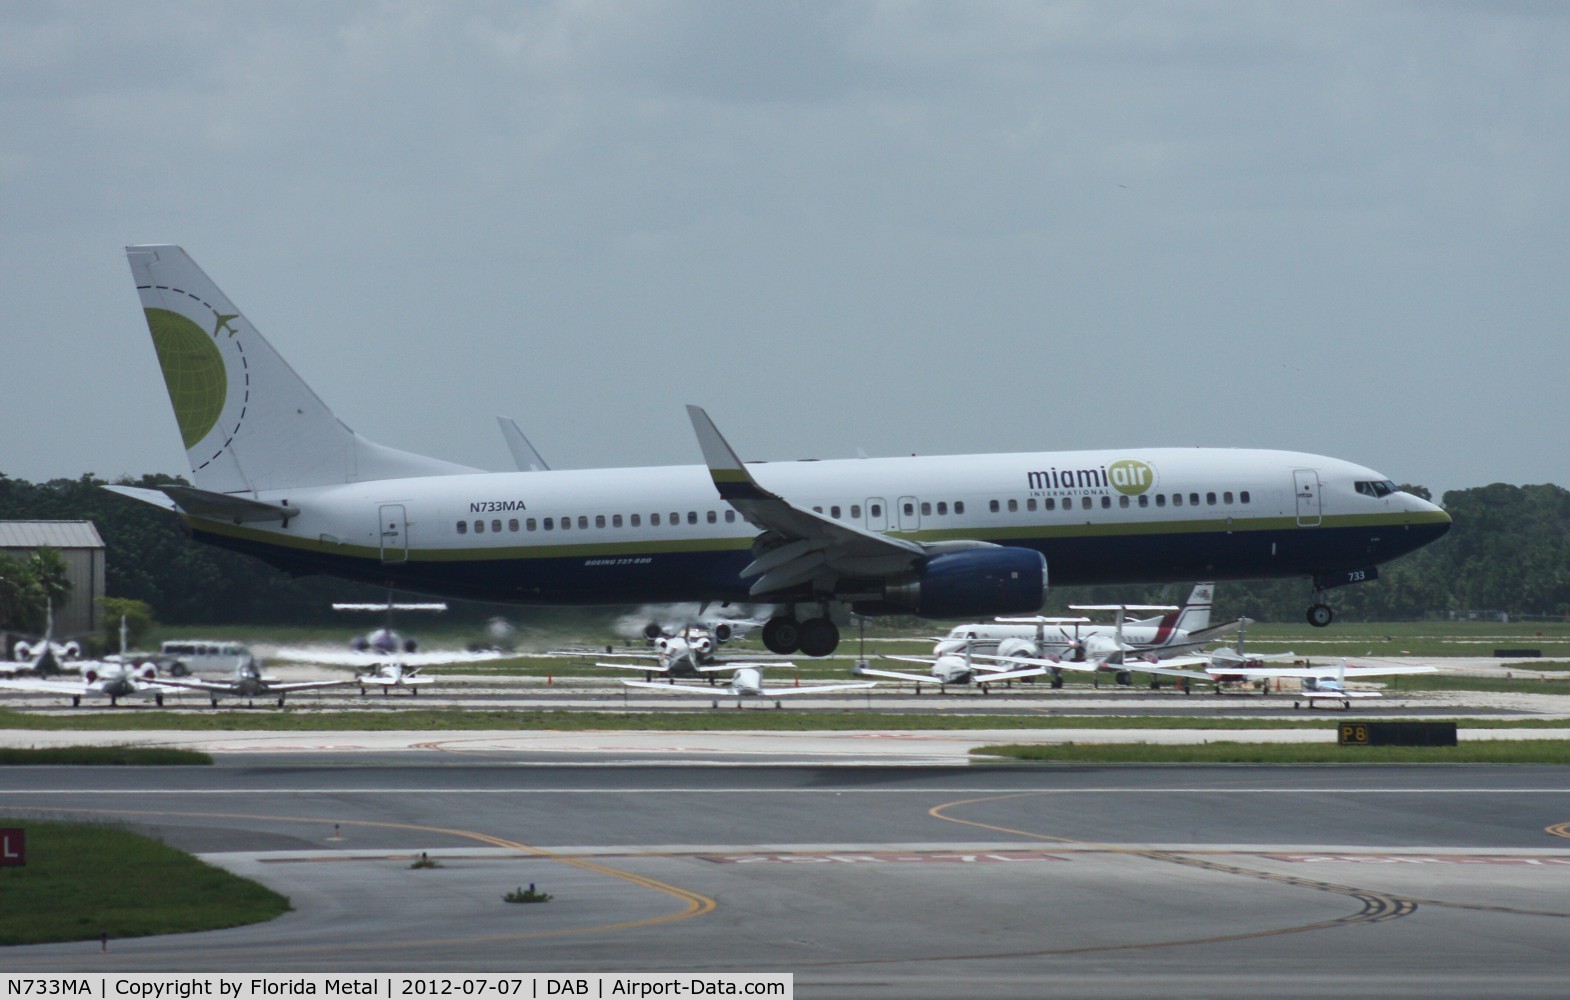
{"left": 158, "top": 640, "right": 257, "bottom": 677}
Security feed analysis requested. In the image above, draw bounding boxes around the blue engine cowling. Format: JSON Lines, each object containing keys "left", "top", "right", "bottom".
{"left": 868, "top": 547, "right": 1047, "bottom": 619}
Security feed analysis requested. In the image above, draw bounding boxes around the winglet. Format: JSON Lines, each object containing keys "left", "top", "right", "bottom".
{"left": 686, "top": 405, "right": 773, "bottom": 502}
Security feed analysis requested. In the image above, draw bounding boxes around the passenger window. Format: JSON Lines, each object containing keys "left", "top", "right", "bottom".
{"left": 1044, "top": 498, "right": 1055, "bottom": 511}
{"left": 1156, "top": 495, "right": 1167, "bottom": 508}
{"left": 492, "top": 519, "right": 502, "bottom": 533}
{"left": 851, "top": 505, "right": 861, "bottom": 518}
{"left": 651, "top": 513, "right": 660, "bottom": 526}
{"left": 544, "top": 517, "right": 554, "bottom": 530}
{"left": 1081, "top": 497, "right": 1092, "bottom": 510}
{"left": 990, "top": 500, "right": 1000, "bottom": 513}
{"left": 509, "top": 519, "right": 519, "bottom": 532}
{"left": 1241, "top": 491, "right": 1251, "bottom": 504}
{"left": 1207, "top": 493, "right": 1216, "bottom": 505}
{"left": 813, "top": 506, "right": 823, "bottom": 513}
{"left": 830, "top": 506, "right": 841, "bottom": 519}
{"left": 612, "top": 514, "right": 623, "bottom": 528}
{"left": 903, "top": 502, "right": 914, "bottom": 516}
{"left": 687, "top": 511, "right": 697, "bottom": 525}
{"left": 1119, "top": 495, "right": 1129, "bottom": 508}
{"left": 670, "top": 512, "right": 679, "bottom": 525}
{"left": 871, "top": 503, "right": 882, "bottom": 517}
{"left": 1100, "top": 496, "right": 1110, "bottom": 509}
{"left": 579, "top": 516, "right": 588, "bottom": 529}
{"left": 1138, "top": 495, "right": 1149, "bottom": 508}
{"left": 1007, "top": 499, "right": 1018, "bottom": 513}
{"left": 937, "top": 502, "right": 948, "bottom": 516}
{"left": 456, "top": 521, "right": 468, "bottom": 535}
{"left": 475, "top": 520, "right": 486, "bottom": 533}
{"left": 1189, "top": 493, "right": 1200, "bottom": 507}
{"left": 526, "top": 518, "right": 537, "bottom": 531}
{"left": 1223, "top": 492, "right": 1233, "bottom": 505}
{"left": 724, "top": 510, "right": 735, "bottom": 523}
{"left": 560, "top": 517, "right": 570, "bottom": 531}
{"left": 631, "top": 514, "right": 641, "bottom": 527}
{"left": 596, "top": 515, "right": 606, "bottom": 528}
{"left": 707, "top": 510, "right": 717, "bottom": 524}
{"left": 955, "top": 501, "right": 965, "bottom": 514}
{"left": 921, "top": 502, "right": 932, "bottom": 516}
{"left": 1173, "top": 494, "right": 1183, "bottom": 507}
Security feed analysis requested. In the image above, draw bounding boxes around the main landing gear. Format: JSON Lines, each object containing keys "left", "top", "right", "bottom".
{"left": 761, "top": 612, "right": 840, "bottom": 657}
{"left": 1307, "top": 602, "right": 1334, "bottom": 628}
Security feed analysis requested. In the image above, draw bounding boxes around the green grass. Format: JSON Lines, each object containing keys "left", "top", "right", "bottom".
{"left": 0, "top": 819, "right": 289, "bottom": 945}
{"left": 974, "top": 739, "right": 1570, "bottom": 764}
{"left": 0, "top": 746, "right": 211, "bottom": 765}
{"left": 1, "top": 707, "right": 1566, "bottom": 733}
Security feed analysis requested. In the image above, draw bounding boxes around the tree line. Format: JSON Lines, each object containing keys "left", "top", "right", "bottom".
{"left": 0, "top": 472, "right": 1563, "bottom": 629}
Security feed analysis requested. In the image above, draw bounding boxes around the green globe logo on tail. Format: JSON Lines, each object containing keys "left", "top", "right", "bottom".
{"left": 145, "top": 308, "right": 227, "bottom": 449}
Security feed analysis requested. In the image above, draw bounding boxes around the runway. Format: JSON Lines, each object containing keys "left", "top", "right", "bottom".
{"left": 3, "top": 754, "right": 1570, "bottom": 998}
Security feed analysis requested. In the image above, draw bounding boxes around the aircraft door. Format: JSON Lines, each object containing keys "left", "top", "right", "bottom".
{"left": 897, "top": 495, "right": 921, "bottom": 531}
{"left": 865, "top": 497, "right": 888, "bottom": 532}
{"left": 379, "top": 504, "right": 409, "bottom": 563}
{"left": 1292, "top": 470, "right": 1322, "bottom": 527}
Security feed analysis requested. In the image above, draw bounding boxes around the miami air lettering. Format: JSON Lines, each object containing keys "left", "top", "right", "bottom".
{"left": 470, "top": 500, "right": 528, "bottom": 513}
{"left": 1026, "top": 460, "right": 1155, "bottom": 496}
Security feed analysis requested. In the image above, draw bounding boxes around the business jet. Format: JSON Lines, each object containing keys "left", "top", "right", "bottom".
{"left": 0, "top": 619, "right": 168, "bottom": 705}
{"left": 624, "top": 664, "right": 876, "bottom": 709}
{"left": 939, "top": 583, "right": 1236, "bottom": 662}
{"left": 109, "top": 246, "right": 1452, "bottom": 657}
{"left": 5, "top": 604, "right": 82, "bottom": 676}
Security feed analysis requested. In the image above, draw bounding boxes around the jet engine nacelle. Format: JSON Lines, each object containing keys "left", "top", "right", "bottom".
{"left": 995, "top": 637, "right": 1042, "bottom": 661}
{"left": 13, "top": 642, "right": 33, "bottom": 661}
{"left": 878, "top": 548, "right": 1047, "bottom": 619}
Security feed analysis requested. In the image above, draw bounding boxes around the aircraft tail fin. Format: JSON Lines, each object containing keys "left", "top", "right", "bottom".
{"left": 1171, "top": 582, "right": 1214, "bottom": 634}
{"left": 126, "top": 245, "right": 478, "bottom": 494}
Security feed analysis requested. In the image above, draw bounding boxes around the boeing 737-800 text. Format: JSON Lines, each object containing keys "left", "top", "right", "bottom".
{"left": 109, "top": 246, "right": 1450, "bottom": 656}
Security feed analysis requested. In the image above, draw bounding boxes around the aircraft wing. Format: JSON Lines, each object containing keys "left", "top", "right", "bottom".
{"left": 621, "top": 680, "right": 718, "bottom": 695}
{"left": 596, "top": 661, "right": 672, "bottom": 673}
{"left": 268, "top": 679, "right": 352, "bottom": 693}
{"left": 270, "top": 646, "right": 502, "bottom": 667}
{"left": 979, "top": 654, "right": 1100, "bottom": 675}
{"left": 853, "top": 665, "right": 938, "bottom": 683}
{"left": 1223, "top": 664, "right": 1434, "bottom": 680}
{"left": 974, "top": 665, "right": 1051, "bottom": 683}
{"left": 757, "top": 681, "right": 878, "bottom": 697}
{"left": 688, "top": 406, "right": 959, "bottom": 597}
{"left": 0, "top": 677, "right": 97, "bottom": 696}
{"left": 696, "top": 661, "right": 796, "bottom": 672}
{"left": 358, "top": 674, "right": 434, "bottom": 687}
{"left": 157, "top": 677, "right": 242, "bottom": 694}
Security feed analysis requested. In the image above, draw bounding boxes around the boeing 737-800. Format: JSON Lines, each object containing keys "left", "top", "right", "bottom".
{"left": 109, "top": 246, "right": 1451, "bottom": 657}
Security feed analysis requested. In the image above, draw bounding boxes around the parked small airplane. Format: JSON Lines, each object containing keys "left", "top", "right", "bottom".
{"left": 1208, "top": 660, "right": 1436, "bottom": 709}
{"left": 159, "top": 662, "right": 349, "bottom": 708}
{"left": 354, "top": 661, "right": 434, "bottom": 696}
{"left": 854, "top": 639, "right": 1054, "bottom": 694}
{"left": 0, "top": 619, "right": 168, "bottom": 706}
{"left": 4, "top": 604, "right": 83, "bottom": 676}
{"left": 595, "top": 629, "right": 787, "bottom": 682}
{"left": 623, "top": 664, "right": 875, "bottom": 709}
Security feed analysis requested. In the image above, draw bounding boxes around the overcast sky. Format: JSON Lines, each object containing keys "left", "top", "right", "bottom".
{"left": 4, "top": 2, "right": 1566, "bottom": 500}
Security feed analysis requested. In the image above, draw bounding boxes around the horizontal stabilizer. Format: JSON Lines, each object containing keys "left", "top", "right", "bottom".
{"left": 105, "top": 484, "right": 299, "bottom": 523}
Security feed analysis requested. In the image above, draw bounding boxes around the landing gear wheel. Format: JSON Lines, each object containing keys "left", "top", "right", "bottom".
{"left": 1307, "top": 603, "right": 1334, "bottom": 628}
{"left": 1115, "top": 670, "right": 1133, "bottom": 687}
{"left": 155, "top": 693, "right": 164, "bottom": 707}
{"left": 797, "top": 617, "right": 840, "bottom": 657}
{"left": 761, "top": 617, "right": 801, "bottom": 655}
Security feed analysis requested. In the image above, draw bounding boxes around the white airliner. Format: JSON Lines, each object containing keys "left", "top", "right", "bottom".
{"left": 109, "top": 246, "right": 1452, "bottom": 657}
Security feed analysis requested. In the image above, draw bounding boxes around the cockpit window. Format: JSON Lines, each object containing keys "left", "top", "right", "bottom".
{"left": 1355, "top": 480, "right": 1400, "bottom": 498}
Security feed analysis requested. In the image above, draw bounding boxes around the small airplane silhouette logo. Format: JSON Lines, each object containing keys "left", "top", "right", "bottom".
{"left": 211, "top": 312, "right": 239, "bottom": 337}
